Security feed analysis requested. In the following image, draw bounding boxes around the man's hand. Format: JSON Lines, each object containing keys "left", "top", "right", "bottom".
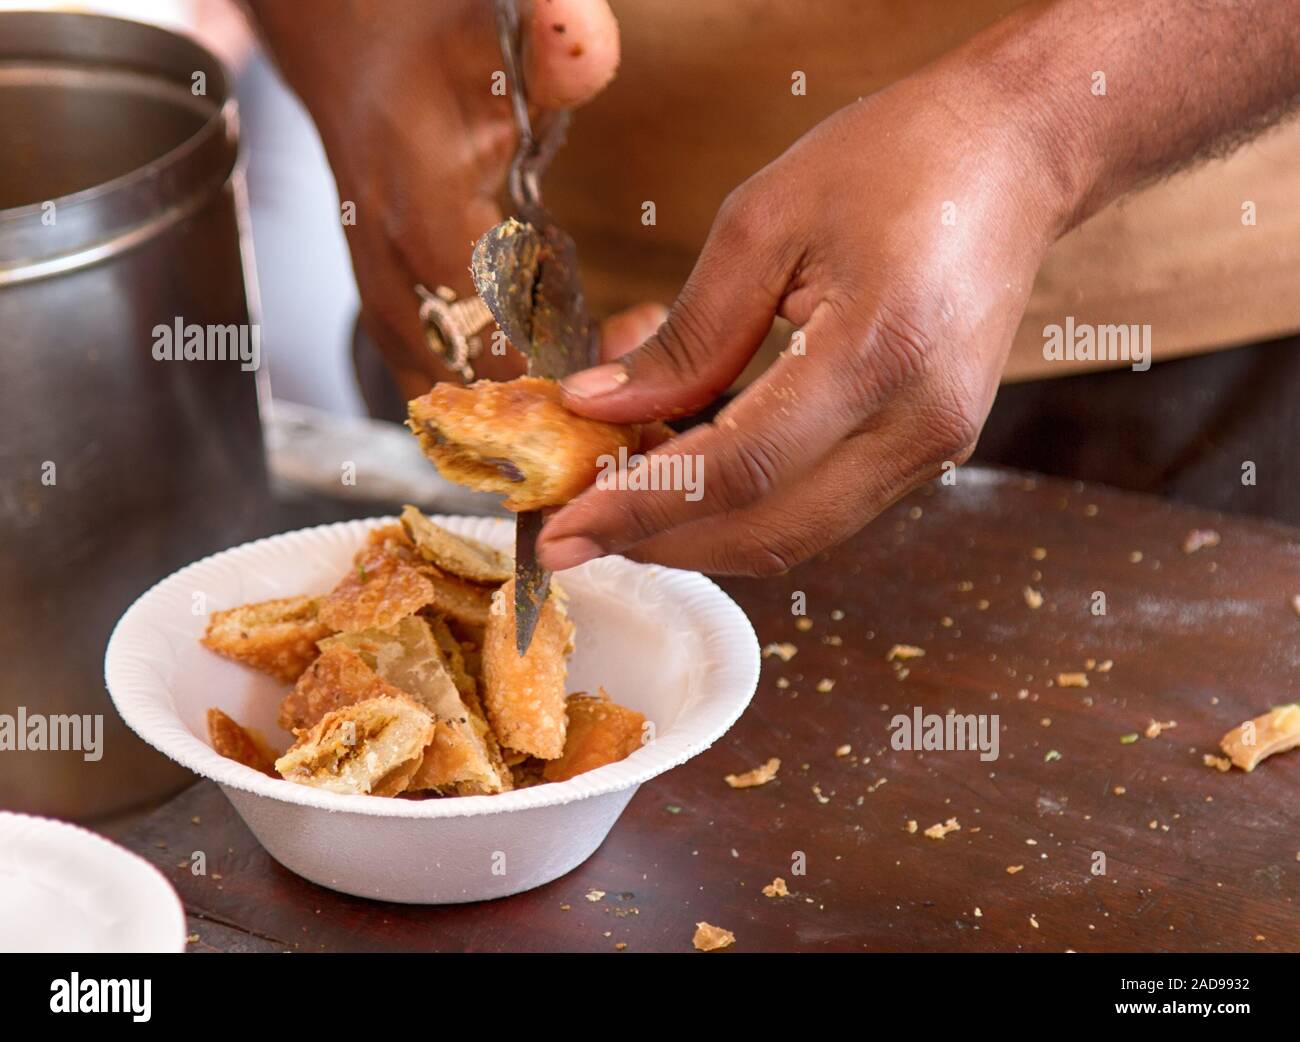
{"left": 535, "top": 67, "right": 1064, "bottom": 575}
{"left": 537, "top": 0, "right": 1300, "bottom": 576}
{"left": 245, "top": 0, "right": 628, "bottom": 401}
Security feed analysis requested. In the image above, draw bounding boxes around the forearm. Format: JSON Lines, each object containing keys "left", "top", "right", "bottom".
{"left": 949, "top": 0, "right": 1300, "bottom": 235}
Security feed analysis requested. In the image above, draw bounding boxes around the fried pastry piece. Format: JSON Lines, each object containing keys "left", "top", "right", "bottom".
{"left": 275, "top": 695, "right": 435, "bottom": 796}
{"left": 318, "top": 542, "right": 434, "bottom": 632}
{"left": 207, "top": 708, "right": 278, "bottom": 776}
{"left": 1220, "top": 704, "right": 1300, "bottom": 771}
{"left": 278, "top": 643, "right": 409, "bottom": 732}
{"left": 481, "top": 578, "right": 575, "bottom": 759}
{"left": 399, "top": 505, "right": 513, "bottom": 584}
{"left": 407, "top": 376, "right": 640, "bottom": 510}
{"left": 542, "top": 689, "right": 647, "bottom": 783}
{"left": 425, "top": 615, "right": 477, "bottom": 698}
{"left": 201, "top": 595, "right": 333, "bottom": 684}
{"left": 323, "top": 618, "right": 512, "bottom": 794}
{"left": 418, "top": 563, "right": 494, "bottom": 628}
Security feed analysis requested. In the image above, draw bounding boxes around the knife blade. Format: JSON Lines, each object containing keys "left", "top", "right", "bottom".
{"left": 472, "top": 0, "right": 597, "bottom": 655}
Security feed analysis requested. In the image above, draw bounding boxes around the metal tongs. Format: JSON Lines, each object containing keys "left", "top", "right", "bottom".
{"left": 471, "top": 0, "right": 597, "bottom": 655}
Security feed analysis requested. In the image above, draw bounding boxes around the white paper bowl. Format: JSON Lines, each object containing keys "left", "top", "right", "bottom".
{"left": 0, "top": 812, "right": 187, "bottom": 953}
{"left": 105, "top": 516, "right": 759, "bottom": 904}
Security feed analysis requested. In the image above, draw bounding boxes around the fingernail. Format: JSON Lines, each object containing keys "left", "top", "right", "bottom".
{"left": 538, "top": 535, "right": 603, "bottom": 571}
{"left": 561, "top": 363, "right": 629, "bottom": 399}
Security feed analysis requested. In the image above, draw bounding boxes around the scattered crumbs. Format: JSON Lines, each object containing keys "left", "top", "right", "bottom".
{"left": 1006, "top": 865, "right": 1024, "bottom": 874}
{"left": 831, "top": 609, "right": 845, "bottom": 621}
{"left": 1182, "top": 528, "right": 1220, "bottom": 554}
{"left": 586, "top": 890, "right": 605, "bottom": 903}
{"left": 615, "top": 942, "right": 627, "bottom": 951}
{"left": 794, "top": 618, "right": 813, "bottom": 632}
{"left": 908, "top": 506, "right": 923, "bottom": 520}
{"left": 905, "top": 819, "right": 918, "bottom": 834}
{"left": 823, "top": 634, "right": 843, "bottom": 646}
{"left": 1029, "top": 914, "right": 1040, "bottom": 929}
{"left": 1113, "top": 786, "right": 1126, "bottom": 795}
{"left": 1041, "top": 717, "right": 1052, "bottom": 727}
{"left": 1129, "top": 551, "right": 1143, "bottom": 563}
{"left": 816, "top": 678, "right": 836, "bottom": 693}
{"left": 957, "top": 580, "right": 974, "bottom": 592}
{"left": 560, "top": 903, "right": 571, "bottom": 911}
{"left": 977, "top": 599, "right": 990, "bottom": 610}
{"left": 1017, "top": 689, "right": 1029, "bottom": 700}
{"left": 1255, "top": 934, "right": 1266, "bottom": 943}
{"left": 896, "top": 668, "right": 910, "bottom": 681}
{"left": 185, "top": 933, "right": 200, "bottom": 945}
{"left": 974, "top": 907, "right": 983, "bottom": 917}
{"left": 1031, "top": 547, "right": 1047, "bottom": 561}
{"left": 1084, "top": 658, "right": 1096, "bottom": 670}
{"left": 1120, "top": 733, "right": 1140, "bottom": 745}
{"left": 867, "top": 777, "right": 887, "bottom": 793}
{"left": 1096, "top": 659, "right": 1113, "bottom": 673}
{"left": 835, "top": 744, "right": 852, "bottom": 758}
{"left": 1025, "top": 838, "right": 1038, "bottom": 846}
{"left": 665, "top": 804, "right": 682, "bottom": 814}
{"left": 941, "top": 616, "right": 954, "bottom": 628}
{"left": 725, "top": 757, "right": 781, "bottom": 789}
{"left": 1057, "top": 672, "right": 1089, "bottom": 688}
{"left": 1203, "top": 753, "right": 1232, "bottom": 773}
{"left": 190, "top": 817, "right": 201, "bottom": 826}
{"left": 1023, "top": 586, "right": 1044, "bottom": 609}
{"left": 1044, "top": 749, "right": 1061, "bottom": 763}
{"left": 923, "top": 817, "right": 961, "bottom": 840}
{"left": 762, "top": 877, "right": 790, "bottom": 898}
{"left": 693, "top": 922, "right": 736, "bottom": 952}
{"left": 1084, "top": 503, "right": 1099, "bottom": 517}
{"left": 887, "top": 644, "right": 926, "bottom": 663}
{"left": 1148, "top": 820, "right": 1159, "bottom": 830}
{"left": 762, "top": 642, "right": 798, "bottom": 661}
{"left": 811, "top": 784, "right": 830, "bottom": 805}
{"left": 776, "top": 677, "right": 790, "bottom": 689}
{"left": 1144, "top": 719, "right": 1177, "bottom": 739}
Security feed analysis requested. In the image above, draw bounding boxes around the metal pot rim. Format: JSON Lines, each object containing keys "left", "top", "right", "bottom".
{"left": 0, "top": 11, "right": 240, "bottom": 285}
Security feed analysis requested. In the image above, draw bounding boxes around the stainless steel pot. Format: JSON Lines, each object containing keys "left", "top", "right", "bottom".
{"left": 0, "top": 12, "right": 272, "bottom": 819}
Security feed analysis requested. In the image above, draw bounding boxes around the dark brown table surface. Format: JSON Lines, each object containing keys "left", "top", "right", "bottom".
{"left": 115, "top": 466, "right": 1300, "bottom": 952}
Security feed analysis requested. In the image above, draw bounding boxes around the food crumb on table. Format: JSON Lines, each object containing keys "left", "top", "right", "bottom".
{"left": 693, "top": 922, "right": 735, "bottom": 951}
{"left": 725, "top": 757, "right": 781, "bottom": 788}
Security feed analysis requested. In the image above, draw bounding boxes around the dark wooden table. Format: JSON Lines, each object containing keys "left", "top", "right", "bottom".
{"left": 115, "top": 467, "right": 1300, "bottom": 952}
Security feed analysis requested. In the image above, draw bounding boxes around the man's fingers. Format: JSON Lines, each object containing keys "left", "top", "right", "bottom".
{"left": 617, "top": 425, "right": 933, "bottom": 575}
{"left": 598, "top": 303, "right": 669, "bottom": 361}
{"left": 536, "top": 315, "right": 875, "bottom": 570}
{"left": 559, "top": 188, "right": 793, "bottom": 423}
{"left": 526, "top": 0, "right": 620, "bottom": 108}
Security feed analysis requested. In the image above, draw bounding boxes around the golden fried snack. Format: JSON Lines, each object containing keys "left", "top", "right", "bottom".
{"left": 323, "top": 618, "right": 512, "bottom": 794}
{"left": 207, "top": 707, "right": 278, "bottom": 776}
{"left": 1220, "top": 704, "right": 1300, "bottom": 771}
{"left": 201, "top": 595, "right": 333, "bottom": 684}
{"left": 275, "top": 695, "right": 435, "bottom": 796}
{"left": 542, "top": 689, "right": 647, "bottom": 783}
{"left": 425, "top": 615, "right": 477, "bottom": 698}
{"left": 400, "top": 505, "right": 513, "bottom": 584}
{"left": 411, "top": 688, "right": 513, "bottom": 795}
{"left": 481, "top": 578, "right": 575, "bottom": 759}
{"left": 318, "top": 543, "right": 434, "bottom": 632}
{"left": 278, "top": 643, "right": 408, "bottom": 732}
{"left": 407, "top": 376, "right": 639, "bottom": 510}
{"left": 418, "top": 564, "right": 494, "bottom": 628}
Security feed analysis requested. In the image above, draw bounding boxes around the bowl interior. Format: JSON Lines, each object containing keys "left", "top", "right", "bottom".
{"left": 107, "top": 516, "right": 759, "bottom": 817}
